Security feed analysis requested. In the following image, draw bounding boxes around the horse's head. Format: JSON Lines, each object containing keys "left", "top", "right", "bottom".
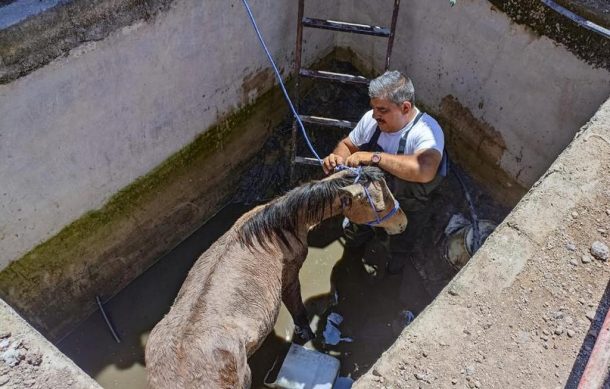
{"left": 338, "top": 170, "right": 407, "bottom": 235}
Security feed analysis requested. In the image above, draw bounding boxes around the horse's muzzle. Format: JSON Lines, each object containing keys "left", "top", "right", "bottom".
{"left": 382, "top": 209, "right": 407, "bottom": 235}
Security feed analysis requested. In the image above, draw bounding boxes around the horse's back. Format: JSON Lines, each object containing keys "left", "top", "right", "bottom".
{"left": 146, "top": 325, "right": 251, "bottom": 389}
{"left": 145, "top": 227, "right": 283, "bottom": 388}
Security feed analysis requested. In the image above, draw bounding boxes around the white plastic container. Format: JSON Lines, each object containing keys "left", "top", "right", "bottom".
{"left": 265, "top": 343, "right": 340, "bottom": 389}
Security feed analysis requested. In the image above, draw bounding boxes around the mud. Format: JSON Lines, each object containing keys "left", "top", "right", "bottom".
{"left": 439, "top": 94, "right": 526, "bottom": 206}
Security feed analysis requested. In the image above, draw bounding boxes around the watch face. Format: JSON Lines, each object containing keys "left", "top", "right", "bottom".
{"left": 372, "top": 153, "right": 381, "bottom": 164}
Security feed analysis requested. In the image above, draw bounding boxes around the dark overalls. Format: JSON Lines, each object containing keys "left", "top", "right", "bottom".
{"left": 344, "top": 112, "right": 448, "bottom": 272}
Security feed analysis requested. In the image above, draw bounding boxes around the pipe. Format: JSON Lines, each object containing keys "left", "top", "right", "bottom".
{"left": 541, "top": 0, "right": 610, "bottom": 39}
{"left": 96, "top": 295, "right": 121, "bottom": 343}
{"left": 578, "top": 307, "right": 610, "bottom": 388}
{"left": 451, "top": 164, "right": 482, "bottom": 252}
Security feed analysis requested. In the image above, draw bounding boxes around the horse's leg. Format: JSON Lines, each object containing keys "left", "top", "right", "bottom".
{"left": 282, "top": 262, "right": 315, "bottom": 341}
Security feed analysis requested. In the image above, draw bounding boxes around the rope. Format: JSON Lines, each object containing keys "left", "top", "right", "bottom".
{"left": 240, "top": 0, "right": 322, "bottom": 164}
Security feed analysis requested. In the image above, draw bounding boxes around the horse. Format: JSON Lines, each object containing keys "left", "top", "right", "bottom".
{"left": 145, "top": 166, "right": 407, "bottom": 388}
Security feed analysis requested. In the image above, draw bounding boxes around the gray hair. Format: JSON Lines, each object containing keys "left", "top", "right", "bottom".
{"left": 368, "top": 71, "right": 414, "bottom": 105}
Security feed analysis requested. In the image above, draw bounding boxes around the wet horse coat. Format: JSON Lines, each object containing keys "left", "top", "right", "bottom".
{"left": 145, "top": 167, "right": 407, "bottom": 388}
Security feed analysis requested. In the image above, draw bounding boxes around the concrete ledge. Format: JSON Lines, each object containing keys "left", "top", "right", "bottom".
{"left": 0, "top": 299, "right": 101, "bottom": 388}
{"left": 354, "top": 96, "right": 610, "bottom": 387}
{"left": 0, "top": 0, "right": 176, "bottom": 84}
{"left": 488, "top": 0, "right": 609, "bottom": 70}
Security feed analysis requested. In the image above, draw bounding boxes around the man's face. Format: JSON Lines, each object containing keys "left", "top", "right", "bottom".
{"left": 370, "top": 97, "right": 411, "bottom": 132}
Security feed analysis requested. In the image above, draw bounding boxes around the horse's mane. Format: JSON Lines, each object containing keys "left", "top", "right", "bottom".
{"left": 238, "top": 166, "right": 385, "bottom": 248}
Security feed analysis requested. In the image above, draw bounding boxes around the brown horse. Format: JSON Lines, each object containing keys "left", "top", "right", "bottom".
{"left": 145, "top": 166, "right": 407, "bottom": 388}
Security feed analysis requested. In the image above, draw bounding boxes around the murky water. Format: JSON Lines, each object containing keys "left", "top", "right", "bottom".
{"left": 58, "top": 205, "right": 436, "bottom": 388}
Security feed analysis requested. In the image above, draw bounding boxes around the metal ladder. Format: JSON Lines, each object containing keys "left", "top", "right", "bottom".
{"left": 291, "top": 0, "right": 401, "bottom": 168}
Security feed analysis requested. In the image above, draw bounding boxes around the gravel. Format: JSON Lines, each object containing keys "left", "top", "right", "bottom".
{"left": 590, "top": 241, "right": 609, "bottom": 261}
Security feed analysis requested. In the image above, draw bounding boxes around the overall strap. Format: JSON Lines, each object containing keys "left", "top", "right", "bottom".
{"left": 361, "top": 127, "right": 383, "bottom": 152}
{"left": 397, "top": 112, "right": 425, "bottom": 155}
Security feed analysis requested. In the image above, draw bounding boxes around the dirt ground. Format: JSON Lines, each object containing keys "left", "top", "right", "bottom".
{"left": 0, "top": 299, "right": 101, "bottom": 389}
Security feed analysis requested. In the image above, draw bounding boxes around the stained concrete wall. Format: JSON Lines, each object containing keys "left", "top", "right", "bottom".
{"left": 0, "top": 0, "right": 340, "bottom": 338}
{"left": 0, "top": 0, "right": 335, "bottom": 272}
{"left": 338, "top": 0, "right": 610, "bottom": 191}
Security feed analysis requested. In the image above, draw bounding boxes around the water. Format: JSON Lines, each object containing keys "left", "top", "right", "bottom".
{"left": 58, "top": 205, "right": 437, "bottom": 388}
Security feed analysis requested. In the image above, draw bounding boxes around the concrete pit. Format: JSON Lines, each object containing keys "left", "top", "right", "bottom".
{"left": 0, "top": 0, "right": 609, "bottom": 388}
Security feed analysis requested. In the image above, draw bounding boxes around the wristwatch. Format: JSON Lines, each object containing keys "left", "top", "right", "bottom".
{"left": 371, "top": 152, "right": 381, "bottom": 166}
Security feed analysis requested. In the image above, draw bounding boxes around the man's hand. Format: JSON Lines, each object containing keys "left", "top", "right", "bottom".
{"left": 345, "top": 151, "right": 374, "bottom": 168}
{"left": 322, "top": 153, "right": 345, "bottom": 175}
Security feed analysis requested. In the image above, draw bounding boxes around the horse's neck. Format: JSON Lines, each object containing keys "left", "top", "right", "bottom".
{"left": 298, "top": 195, "right": 344, "bottom": 230}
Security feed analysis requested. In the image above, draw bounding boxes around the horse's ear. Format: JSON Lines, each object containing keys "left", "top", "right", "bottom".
{"left": 339, "top": 184, "right": 363, "bottom": 199}
{"left": 369, "top": 181, "right": 386, "bottom": 211}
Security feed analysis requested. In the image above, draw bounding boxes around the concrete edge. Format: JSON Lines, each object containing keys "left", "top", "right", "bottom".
{"left": 0, "top": 299, "right": 101, "bottom": 388}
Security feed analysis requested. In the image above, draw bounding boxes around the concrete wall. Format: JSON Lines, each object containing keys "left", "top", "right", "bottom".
{"left": 338, "top": 0, "right": 610, "bottom": 190}
{"left": 0, "top": 0, "right": 335, "bottom": 272}
{"left": 0, "top": 0, "right": 340, "bottom": 338}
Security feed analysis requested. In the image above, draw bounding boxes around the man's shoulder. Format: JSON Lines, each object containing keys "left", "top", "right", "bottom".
{"left": 419, "top": 113, "right": 443, "bottom": 132}
{"left": 411, "top": 113, "right": 444, "bottom": 139}
{"left": 359, "top": 109, "right": 375, "bottom": 125}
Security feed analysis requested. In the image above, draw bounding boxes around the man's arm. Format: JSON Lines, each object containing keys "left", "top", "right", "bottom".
{"left": 322, "top": 137, "right": 360, "bottom": 174}
{"left": 345, "top": 149, "right": 442, "bottom": 183}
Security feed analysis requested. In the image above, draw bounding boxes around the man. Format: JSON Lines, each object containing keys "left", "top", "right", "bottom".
{"left": 322, "top": 70, "right": 447, "bottom": 274}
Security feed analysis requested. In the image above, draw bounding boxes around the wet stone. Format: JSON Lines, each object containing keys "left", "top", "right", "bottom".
{"left": 590, "top": 241, "right": 609, "bottom": 261}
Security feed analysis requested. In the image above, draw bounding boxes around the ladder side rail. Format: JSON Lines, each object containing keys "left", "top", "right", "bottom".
{"left": 291, "top": 0, "right": 306, "bottom": 177}
{"left": 385, "top": 0, "right": 401, "bottom": 71}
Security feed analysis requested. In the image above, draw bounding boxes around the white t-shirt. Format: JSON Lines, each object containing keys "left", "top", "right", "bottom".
{"left": 348, "top": 108, "right": 444, "bottom": 156}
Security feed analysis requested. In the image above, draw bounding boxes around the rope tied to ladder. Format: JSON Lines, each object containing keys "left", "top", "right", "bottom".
{"left": 240, "top": 0, "right": 322, "bottom": 164}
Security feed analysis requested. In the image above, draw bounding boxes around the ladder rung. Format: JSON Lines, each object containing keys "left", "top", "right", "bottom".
{"left": 294, "top": 156, "right": 322, "bottom": 166}
{"left": 302, "top": 17, "right": 391, "bottom": 37}
{"left": 299, "top": 115, "right": 358, "bottom": 129}
{"left": 299, "top": 69, "right": 369, "bottom": 85}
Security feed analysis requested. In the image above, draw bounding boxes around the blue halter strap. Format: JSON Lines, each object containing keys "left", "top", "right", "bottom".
{"left": 335, "top": 164, "right": 401, "bottom": 226}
